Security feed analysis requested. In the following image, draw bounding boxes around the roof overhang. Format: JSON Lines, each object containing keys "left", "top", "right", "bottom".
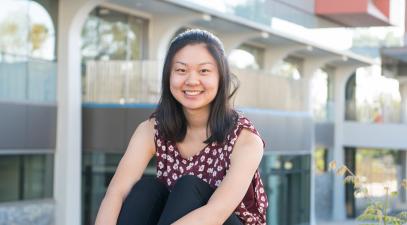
{"left": 107, "top": 0, "right": 377, "bottom": 67}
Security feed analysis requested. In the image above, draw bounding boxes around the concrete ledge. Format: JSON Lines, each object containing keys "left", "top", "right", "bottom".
{"left": 0, "top": 199, "right": 54, "bottom": 225}
{"left": 343, "top": 122, "right": 407, "bottom": 149}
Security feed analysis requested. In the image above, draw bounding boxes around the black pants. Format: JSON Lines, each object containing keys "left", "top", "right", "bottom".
{"left": 117, "top": 175, "right": 244, "bottom": 225}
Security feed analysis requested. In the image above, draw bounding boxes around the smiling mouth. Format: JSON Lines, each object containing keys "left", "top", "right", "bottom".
{"left": 183, "top": 90, "right": 204, "bottom": 96}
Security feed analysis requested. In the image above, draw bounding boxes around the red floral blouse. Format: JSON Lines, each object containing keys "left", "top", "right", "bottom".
{"left": 154, "top": 113, "right": 268, "bottom": 225}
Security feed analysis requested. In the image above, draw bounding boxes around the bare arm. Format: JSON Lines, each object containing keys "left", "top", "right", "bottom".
{"left": 172, "top": 129, "right": 264, "bottom": 225}
{"left": 94, "top": 119, "right": 156, "bottom": 225}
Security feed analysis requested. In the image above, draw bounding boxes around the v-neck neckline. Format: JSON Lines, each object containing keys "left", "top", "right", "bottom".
{"left": 173, "top": 141, "right": 212, "bottom": 161}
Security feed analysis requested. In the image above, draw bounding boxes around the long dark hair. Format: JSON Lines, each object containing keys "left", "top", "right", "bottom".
{"left": 152, "top": 29, "right": 239, "bottom": 144}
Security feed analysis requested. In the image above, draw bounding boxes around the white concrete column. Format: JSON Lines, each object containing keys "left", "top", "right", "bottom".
{"left": 398, "top": 78, "right": 407, "bottom": 204}
{"left": 302, "top": 56, "right": 341, "bottom": 112}
{"left": 217, "top": 32, "right": 263, "bottom": 56}
{"left": 56, "top": 1, "right": 104, "bottom": 225}
{"left": 302, "top": 56, "right": 340, "bottom": 225}
{"left": 264, "top": 45, "right": 307, "bottom": 72}
{"left": 331, "top": 65, "right": 361, "bottom": 221}
{"left": 399, "top": 80, "right": 407, "bottom": 123}
{"left": 149, "top": 13, "right": 200, "bottom": 61}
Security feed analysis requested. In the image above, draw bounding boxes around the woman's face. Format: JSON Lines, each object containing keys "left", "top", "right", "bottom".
{"left": 170, "top": 43, "right": 220, "bottom": 113}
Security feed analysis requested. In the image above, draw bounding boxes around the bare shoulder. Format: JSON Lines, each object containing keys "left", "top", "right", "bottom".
{"left": 233, "top": 128, "right": 264, "bottom": 157}
{"left": 140, "top": 118, "right": 155, "bottom": 129}
{"left": 235, "top": 129, "right": 263, "bottom": 149}
{"left": 134, "top": 118, "right": 155, "bottom": 137}
{"left": 127, "top": 118, "right": 156, "bottom": 156}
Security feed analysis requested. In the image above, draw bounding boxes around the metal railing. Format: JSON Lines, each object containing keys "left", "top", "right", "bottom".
{"left": 83, "top": 60, "right": 161, "bottom": 104}
{"left": 232, "top": 67, "right": 306, "bottom": 111}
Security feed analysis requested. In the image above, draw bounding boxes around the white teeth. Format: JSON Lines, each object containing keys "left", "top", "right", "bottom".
{"left": 184, "top": 91, "right": 202, "bottom": 96}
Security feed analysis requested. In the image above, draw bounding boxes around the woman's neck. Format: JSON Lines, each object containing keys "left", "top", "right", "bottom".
{"left": 183, "top": 107, "right": 210, "bottom": 130}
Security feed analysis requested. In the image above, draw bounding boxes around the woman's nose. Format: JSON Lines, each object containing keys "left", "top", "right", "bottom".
{"left": 185, "top": 72, "right": 199, "bottom": 85}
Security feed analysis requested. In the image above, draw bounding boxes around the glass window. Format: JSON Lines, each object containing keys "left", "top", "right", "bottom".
{"left": 261, "top": 154, "right": 311, "bottom": 225}
{"left": 0, "top": 156, "right": 20, "bottom": 202}
{"left": 23, "top": 154, "right": 54, "bottom": 199}
{"left": 81, "top": 7, "right": 147, "bottom": 61}
{"left": 0, "top": 1, "right": 30, "bottom": 57}
{"left": 81, "top": 7, "right": 149, "bottom": 104}
{"left": 0, "top": 0, "right": 57, "bottom": 102}
{"left": 28, "top": 1, "right": 56, "bottom": 60}
{"left": 0, "top": 0, "right": 56, "bottom": 60}
{"left": 0, "top": 154, "right": 54, "bottom": 203}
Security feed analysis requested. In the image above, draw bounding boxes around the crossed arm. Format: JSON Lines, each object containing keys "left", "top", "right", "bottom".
{"left": 172, "top": 129, "right": 264, "bottom": 225}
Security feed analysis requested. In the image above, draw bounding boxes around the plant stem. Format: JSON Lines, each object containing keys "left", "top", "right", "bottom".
{"left": 383, "top": 187, "right": 389, "bottom": 225}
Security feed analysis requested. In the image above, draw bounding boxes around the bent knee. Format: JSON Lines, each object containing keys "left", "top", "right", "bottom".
{"left": 174, "top": 175, "right": 202, "bottom": 186}
{"left": 130, "top": 176, "right": 167, "bottom": 195}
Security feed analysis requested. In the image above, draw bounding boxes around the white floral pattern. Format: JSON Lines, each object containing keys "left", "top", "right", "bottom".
{"left": 153, "top": 113, "right": 269, "bottom": 225}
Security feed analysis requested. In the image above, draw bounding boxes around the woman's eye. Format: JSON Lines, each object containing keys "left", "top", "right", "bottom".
{"left": 176, "top": 68, "right": 186, "bottom": 73}
{"left": 201, "top": 69, "right": 210, "bottom": 73}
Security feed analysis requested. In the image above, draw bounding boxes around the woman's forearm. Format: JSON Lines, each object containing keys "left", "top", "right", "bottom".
{"left": 94, "top": 193, "right": 124, "bottom": 225}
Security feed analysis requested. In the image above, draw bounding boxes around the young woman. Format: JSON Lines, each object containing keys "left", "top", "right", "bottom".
{"left": 94, "top": 29, "right": 268, "bottom": 225}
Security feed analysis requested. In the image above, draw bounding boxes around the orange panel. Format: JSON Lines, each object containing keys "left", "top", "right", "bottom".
{"left": 315, "top": 0, "right": 368, "bottom": 14}
{"left": 315, "top": 0, "right": 392, "bottom": 27}
{"left": 373, "top": 0, "right": 390, "bottom": 17}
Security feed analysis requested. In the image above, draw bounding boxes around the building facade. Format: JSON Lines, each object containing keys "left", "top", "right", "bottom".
{"left": 0, "top": 0, "right": 406, "bottom": 225}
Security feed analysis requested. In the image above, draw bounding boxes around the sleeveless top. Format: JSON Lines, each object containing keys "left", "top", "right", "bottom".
{"left": 154, "top": 113, "right": 268, "bottom": 225}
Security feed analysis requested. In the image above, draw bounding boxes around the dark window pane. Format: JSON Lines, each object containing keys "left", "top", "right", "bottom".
{"left": 0, "top": 154, "right": 53, "bottom": 203}
{"left": 261, "top": 154, "right": 311, "bottom": 225}
{"left": 23, "top": 154, "right": 54, "bottom": 199}
{"left": 0, "top": 155, "right": 20, "bottom": 202}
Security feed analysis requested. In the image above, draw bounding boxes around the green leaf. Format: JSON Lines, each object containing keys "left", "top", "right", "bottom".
{"left": 390, "top": 191, "right": 398, "bottom": 197}
{"left": 397, "top": 211, "right": 407, "bottom": 220}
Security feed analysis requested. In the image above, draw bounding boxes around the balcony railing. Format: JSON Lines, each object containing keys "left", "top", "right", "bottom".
{"left": 0, "top": 57, "right": 56, "bottom": 103}
{"left": 83, "top": 60, "right": 160, "bottom": 104}
{"left": 232, "top": 67, "right": 306, "bottom": 111}
{"left": 83, "top": 61, "right": 308, "bottom": 111}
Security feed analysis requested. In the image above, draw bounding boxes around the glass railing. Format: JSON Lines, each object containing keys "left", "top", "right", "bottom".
{"left": 82, "top": 60, "right": 160, "bottom": 104}
{"left": 0, "top": 54, "right": 57, "bottom": 103}
{"left": 232, "top": 67, "right": 306, "bottom": 111}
